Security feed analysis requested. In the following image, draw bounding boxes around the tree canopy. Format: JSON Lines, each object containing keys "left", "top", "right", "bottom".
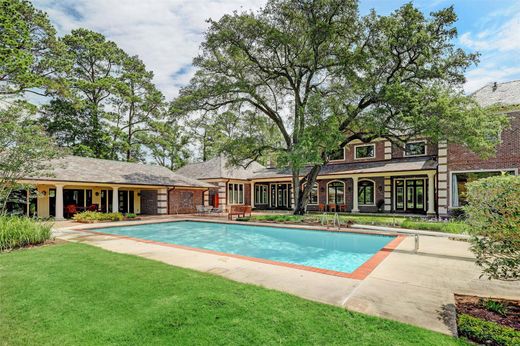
{"left": 177, "top": 0, "right": 508, "bottom": 214}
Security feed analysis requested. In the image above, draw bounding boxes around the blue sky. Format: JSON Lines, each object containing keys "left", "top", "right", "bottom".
{"left": 34, "top": 0, "right": 520, "bottom": 98}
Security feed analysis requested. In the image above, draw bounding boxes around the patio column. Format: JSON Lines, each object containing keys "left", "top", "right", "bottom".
{"left": 427, "top": 172, "right": 436, "bottom": 216}
{"left": 55, "top": 184, "right": 64, "bottom": 220}
{"left": 352, "top": 176, "right": 359, "bottom": 213}
{"left": 250, "top": 182, "right": 255, "bottom": 208}
{"left": 112, "top": 187, "right": 119, "bottom": 213}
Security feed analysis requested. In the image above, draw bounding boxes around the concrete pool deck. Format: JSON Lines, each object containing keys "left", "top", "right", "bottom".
{"left": 53, "top": 216, "right": 520, "bottom": 336}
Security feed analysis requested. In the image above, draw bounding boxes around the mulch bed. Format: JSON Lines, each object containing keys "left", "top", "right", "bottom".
{"left": 455, "top": 294, "right": 520, "bottom": 330}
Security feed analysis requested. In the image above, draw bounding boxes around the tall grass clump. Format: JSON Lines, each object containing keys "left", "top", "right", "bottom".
{"left": 0, "top": 216, "right": 52, "bottom": 251}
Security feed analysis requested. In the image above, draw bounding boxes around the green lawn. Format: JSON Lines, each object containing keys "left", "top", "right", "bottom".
{"left": 0, "top": 243, "right": 466, "bottom": 345}
{"left": 249, "top": 213, "right": 470, "bottom": 234}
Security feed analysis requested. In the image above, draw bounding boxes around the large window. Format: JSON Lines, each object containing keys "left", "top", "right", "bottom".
{"left": 327, "top": 181, "right": 345, "bottom": 204}
{"left": 329, "top": 147, "right": 345, "bottom": 161}
{"left": 255, "top": 185, "right": 268, "bottom": 204}
{"left": 451, "top": 170, "right": 515, "bottom": 207}
{"left": 354, "top": 144, "right": 375, "bottom": 159}
{"left": 405, "top": 141, "right": 426, "bottom": 156}
{"left": 358, "top": 180, "right": 375, "bottom": 205}
{"left": 304, "top": 183, "right": 319, "bottom": 205}
{"left": 228, "top": 183, "right": 244, "bottom": 204}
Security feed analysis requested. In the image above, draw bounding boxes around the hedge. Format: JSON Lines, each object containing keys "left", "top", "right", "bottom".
{"left": 458, "top": 313, "right": 520, "bottom": 346}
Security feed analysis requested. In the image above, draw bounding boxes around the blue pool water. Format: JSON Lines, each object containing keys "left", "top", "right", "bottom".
{"left": 98, "top": 221, "right": 395, "bottom": 274}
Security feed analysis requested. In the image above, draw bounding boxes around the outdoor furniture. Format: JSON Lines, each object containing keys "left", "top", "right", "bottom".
{"left": 228, "top": 205, "right": 252, "bottom": 220}
{"left": 327, "top": 204, "right": 336, "bottom": 212}
{"left": 195, "top": 205, "right": 205, "bottom": 215}
{"left": 87, "top": 204, "right": 98, "bottom": 212}
{"left": 211, "top": 206, "right": 224, "bottom": 214}
{"left": 339, "top": 204, "right": 348, "bottom": 212}
{"left": 318, "top": 204, "right": 326, "bottom": 212}
{"left": 64, "top": 204, "right": 77, "bottom": 218}
{"left": 203, "top": 206, "right": 213, "bottom": 214}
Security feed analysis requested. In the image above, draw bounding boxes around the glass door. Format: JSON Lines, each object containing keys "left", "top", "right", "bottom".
{"left": 404, "top": 179, "right": 426, "bottom": 213}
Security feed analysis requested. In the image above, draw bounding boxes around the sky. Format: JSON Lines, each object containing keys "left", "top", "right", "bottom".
{"left": 33, "top": 0, "right": 520, "bottom": 99}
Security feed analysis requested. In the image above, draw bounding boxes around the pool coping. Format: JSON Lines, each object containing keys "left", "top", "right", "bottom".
{"left": 74, "top": 219, "right": 406, "bottom": 280}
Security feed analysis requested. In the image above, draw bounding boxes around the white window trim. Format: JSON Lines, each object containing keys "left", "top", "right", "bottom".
{"left": 354, "top": 144, "right": 376, "bottom": 160}
{"left": 303, "top": 183, "right": 319, "bottom": 205}
{"left": 404, "top": 140, "right": 427, "bottom": 157}
{"left": 448, "top": 168, "right": 518, "bottom": 208}
{"left": 329, "top": 147, "right": 346, "bottom": 162}
{"left": 357, "top": 179, "right": 376, "bottom": 206}
{"left": 326, "top": 180, "right": 345, "bottom": 204}
{"left": 228, "top": 183, "right": 245, "bottom": 205}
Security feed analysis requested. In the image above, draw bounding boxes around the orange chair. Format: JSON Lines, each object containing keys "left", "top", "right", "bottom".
{"left": 318, "top": 204, "right": 326, "bottom": 212}
{"left": 327, "top": 204, "right": 336, "bottom": 212}
{"left": 64, "top": 204, "right": 77, "bottom": 218}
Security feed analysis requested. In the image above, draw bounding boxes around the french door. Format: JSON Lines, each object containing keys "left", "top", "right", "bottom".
{"left": 395, "top": 179, "right": 426, "bottom": 213}
{"left": 269, "top": 183, "right": 292, "bottom": 209}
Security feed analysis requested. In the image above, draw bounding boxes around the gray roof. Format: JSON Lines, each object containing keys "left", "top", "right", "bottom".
{"left": 175, "top": 155, "right": 266, "bottom": 180}
{"left": 251, "top": 156, "right": 438, "bottom": 179}
{"left": 472, "top": 80, "right": 520, "bottom": 108}
{"left": 27, "top": 155, "right": 214, "bottom": 188}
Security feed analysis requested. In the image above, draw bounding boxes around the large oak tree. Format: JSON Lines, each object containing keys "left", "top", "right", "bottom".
{"left": 177, "top": 0, "right": 507, "bottom": 214}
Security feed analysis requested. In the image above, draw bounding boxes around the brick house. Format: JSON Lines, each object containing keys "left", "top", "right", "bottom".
{"left": 177, "top": 80, "right": 520, "bottom": 217}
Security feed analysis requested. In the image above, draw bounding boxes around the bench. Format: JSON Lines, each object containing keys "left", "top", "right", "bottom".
{"left": 228, "top": 205, "right": 252, "bottom": 220}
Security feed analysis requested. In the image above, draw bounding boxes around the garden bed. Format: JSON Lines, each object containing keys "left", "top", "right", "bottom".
{"left": 455, "top": 294, "right": 520, "bottom": 345}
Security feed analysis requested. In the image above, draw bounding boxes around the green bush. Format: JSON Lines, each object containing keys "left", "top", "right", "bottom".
{"left": 125, "top": 213, "right": 137, "bottom": 219}
{"left": 480, "top": 299, "right": 508, "bottom": 317}
{"left": 73, "top": 211, "right": 123, "bottom": 222}
{"left": 458, "top": 313, "right": 520, "bottom": 346}
{"left": 0, "top": 216, "right": 52, "bottom": 251}
{"left": 464, "top": 175, "right": 520, "bottom": 280}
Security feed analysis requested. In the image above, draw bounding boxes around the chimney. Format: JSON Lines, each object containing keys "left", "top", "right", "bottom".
{"left": 492, "top": 82, "right": 498, "bottom": 92}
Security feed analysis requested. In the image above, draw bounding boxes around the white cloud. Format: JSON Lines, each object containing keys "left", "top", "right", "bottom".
{"left": 34, "top": 0, "right": 266, "bottom": 99}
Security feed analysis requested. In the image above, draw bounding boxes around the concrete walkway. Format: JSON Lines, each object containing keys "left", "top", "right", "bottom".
{"left": 53, "top": 217, "right": 519, "bottom": 336}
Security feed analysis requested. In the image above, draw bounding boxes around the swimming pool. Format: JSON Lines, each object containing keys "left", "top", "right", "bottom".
{"left": 95, "top": 221, "right": 398, "bottom": 275}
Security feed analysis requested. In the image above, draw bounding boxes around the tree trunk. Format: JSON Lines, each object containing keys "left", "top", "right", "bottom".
{"left": 293, "top": 164, "right": 322, "bottom": 215}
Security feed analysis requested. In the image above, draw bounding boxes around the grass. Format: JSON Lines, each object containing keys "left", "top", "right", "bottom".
{"left": 0, "top": 243, "right": 467, "bottom": 345}
{"left": 249, "top": 213, "right": 470, "bottom": 234}
{"left": 0, "top": 216, "right": 52, "bottom": 251}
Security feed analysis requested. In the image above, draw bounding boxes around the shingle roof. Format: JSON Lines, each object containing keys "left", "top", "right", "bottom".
{"left": 472, "top": 80, "right": 520, "bottom": 108}
{"left": 27, "top": 155, "right": 214, "bottom": 188}
{"left": 251, "top": 156, "right": 438, "bottom": 179}
{"left": 175, "top": 155, "right": 266, "bottom": 180}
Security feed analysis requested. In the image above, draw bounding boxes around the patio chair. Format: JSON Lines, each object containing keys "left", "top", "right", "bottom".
{"left": 195, "top": 205, "right": 205, "bottom": 215}
{"left": 87, "top": 204, "right": 98, "bottom": 212}
{"left": 64, "top": 204, "right": 77, "bottom": 218}
{"left": 318, "top": 204, "right": 326, "bottom": 212}
{"left": 327, "top": 204, "right": 336, "bottom": 212}
{"left": 339, "top": 204, "right": 348, "bottom": 212}
{"left": 211, "top": 206, "right": 224, "bottom": 214}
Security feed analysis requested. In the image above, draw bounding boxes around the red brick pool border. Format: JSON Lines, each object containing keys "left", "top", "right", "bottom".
{"left": 77, "top": 225, "right": 405, "bottom": 280}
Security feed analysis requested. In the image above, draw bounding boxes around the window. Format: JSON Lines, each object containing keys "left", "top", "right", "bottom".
{"left": 354, "top": 144, "right": 375, "bottom": 159}
{"left": 327, "top": 181, "right": 345, "bottom": 204}
{"left": 304, "top": 183, "right": 319, "bottom": 205}
{"left": 405, "top": 141, "right": 426, "bottom": 156}
{"left": 255, "top": 185, "right": 268, "bottom": 204}
{"left": 451, "top": 170, "right": 515, "bottom": 207}
{"left": 329, "top": 147, "right": 345, "bottom": 161}
{"left": 358, "top": 180, "right": 375, "bottom": 205}
{"left": 228, "top": 183, "right": 244, "bottom": 204}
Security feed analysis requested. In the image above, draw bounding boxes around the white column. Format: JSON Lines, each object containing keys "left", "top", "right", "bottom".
{"left": 250, "top": 182, "right": 255, "bottom": 208}
{"left": 427, "top": 172, "right": 436, "bottom": 216}
{"left": 352, "top": 176, "right": 359, "bottom": 213}
{"left": 112, "top": 187, "right": 119, "bottom": 213}
{"left": 55, "top": 184, "right": 64, "bottom": 220}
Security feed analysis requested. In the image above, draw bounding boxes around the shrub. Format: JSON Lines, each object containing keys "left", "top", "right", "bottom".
{"left": 125, "top": 213, "right": 137, "bottom": 219}
{"left": 73, "top": 211, "right": 123, "bottom": 222}
{"left": 464, "top": 175, "right": 520, "bottom": 280}
{"left": 0, "top": 216, "right": 52, "bottom": 251}
{"left": 458, "top": 313, "right": 520, "bottom": 346}
{"left": 480, "top": 299, "right": 508, "bottom": 317}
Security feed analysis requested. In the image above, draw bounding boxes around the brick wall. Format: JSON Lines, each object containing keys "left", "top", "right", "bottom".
{"left": 168, "top": 188, "right": 204, "bottom": 214}
{"left": 447, "top": 112, "right": 520, "bottom": 172}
